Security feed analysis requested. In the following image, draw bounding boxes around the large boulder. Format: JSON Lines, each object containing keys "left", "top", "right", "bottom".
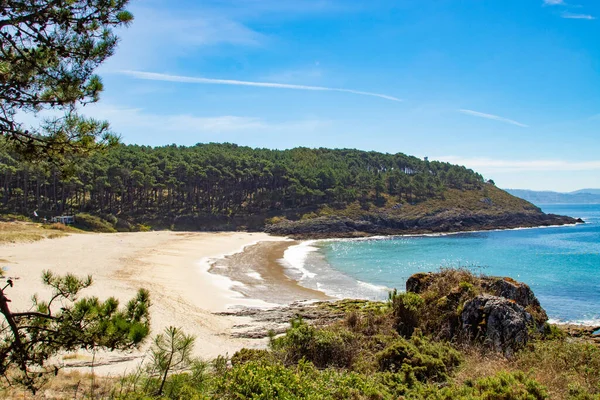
{"left": 461, "top": 294, "right": 534, "bottom": 355}
{"left": 481, "top": 276, "right": 548, "bottom": 327}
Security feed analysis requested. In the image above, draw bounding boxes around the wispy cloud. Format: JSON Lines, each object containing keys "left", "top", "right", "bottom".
{"left": 543, "top": 0, "right": 565, "bottom": 5}
{"left": 119, "top": 70, "right": 403, "bottom": 102}
{"left": 101, "top": 5, "right": 265, "bottom": 71}
{"left": 435, "top": 156, "right": 600, "bottom": 173}
{"left": 458, "top": 109, "right": 529, "bottom": 128}
{"left": 561, "top": 12, "right": 596, "bottom": 19}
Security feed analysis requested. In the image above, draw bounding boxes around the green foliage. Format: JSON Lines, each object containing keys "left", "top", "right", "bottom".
{"left": 0, "top": 143, "right": 486, "bottom": 222}
{"left": 1, "top": 1, "right": 130, "bottom": 159}
{"left": 0, "top": 271, "right": 150, "bottom": 393}
{"left": 270, "top": 317, "right": 358, "bottom": 369}
{"left": 376, "top": 334, "right": 462, "bottom": 382}
{"left": 461, "top": 371, "right": 548, "bottom": 400}
{"left": 74, "top": 213, "right": 116, "bottom": 232}
{"left": 213, "top": 359, "right": 391, "bottom": 400}
{"left": 147, "top": 327, "right": 197, "bottom": 396}
{"left": 388, "top": 289, "right": 424, "bottom": 337}
{"left": 231, "top": 348, "right": 274, "bottom": 366}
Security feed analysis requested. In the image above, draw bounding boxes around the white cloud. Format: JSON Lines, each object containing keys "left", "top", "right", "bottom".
{"left": 101, "top": 5, "right": 265, "bottom": 71}
{"left": 561, "top": 12, "right": 596, "bottom": 19}
{"left": 118, "top": 70, "right": 403, "bottom": 102}
{"left": 434, "top": 156, "right": 600, "bottom": 173}
{"left": 458, "top": 109, "right": 529, "bottom": 128}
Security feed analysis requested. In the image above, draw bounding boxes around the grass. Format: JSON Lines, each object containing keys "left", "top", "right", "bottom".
{"left": 455, "top": 339, "right": 600, "bottom": 400}
{"left": 0, "top": 220, "right": 85, "bottom": 244}
{"left": 0, "top": 221, "right": 68, "bottom": 244}
{"left": 299, "top": 184, "right": 545, "bottom": 231}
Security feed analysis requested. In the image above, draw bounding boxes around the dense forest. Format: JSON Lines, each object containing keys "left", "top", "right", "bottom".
{"left": 0, "top": 142, "right": 485, "bottom": 220}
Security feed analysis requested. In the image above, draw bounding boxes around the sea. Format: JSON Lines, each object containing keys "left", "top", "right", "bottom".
{"left": 281, "top": 204, "right": 600, "bottom": 325}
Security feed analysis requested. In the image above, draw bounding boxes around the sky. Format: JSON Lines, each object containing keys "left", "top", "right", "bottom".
{"left": 80, "top": 0, "right": 599, "bottom": 192}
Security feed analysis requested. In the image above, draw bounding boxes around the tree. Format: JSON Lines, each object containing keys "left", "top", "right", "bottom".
{"left": 0, "top": 0, "right": 133, "bottom": 159}
{"left": 0, "top": 270, "right": 150, "bottom": 393}
{"left": 148, "top": 326, "right": 196, "bottom": 396}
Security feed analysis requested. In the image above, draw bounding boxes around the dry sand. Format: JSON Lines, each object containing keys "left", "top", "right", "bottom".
{"left": 0, "top": 231, "right": 294, "bottom": 375}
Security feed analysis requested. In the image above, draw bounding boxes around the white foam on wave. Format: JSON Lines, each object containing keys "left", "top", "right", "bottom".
{"left": 281, "top": 241, "right": 318, "bottom": 280}
{"left": 357, "top": 280, "right": 390, "bottom": 294}
{"left": 549, "top": 318, "right": 600, "bottom": 327}
{"left": 310, "top": 223, "right": 583, "bottom": 245}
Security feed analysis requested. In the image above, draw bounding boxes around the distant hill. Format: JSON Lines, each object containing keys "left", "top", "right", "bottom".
{"left": 570, "top": 188, "right": 600, "bottom": 195}
{"left": 506, "top": 189, "right": 600, "bottom": 205}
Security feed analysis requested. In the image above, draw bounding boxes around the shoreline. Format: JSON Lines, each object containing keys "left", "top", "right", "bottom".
{"left": 209, "top": 240, "right": 330, "bottom": 305}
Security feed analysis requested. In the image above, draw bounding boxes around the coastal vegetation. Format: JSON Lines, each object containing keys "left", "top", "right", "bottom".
{"left": 3, "top": 270, "right": 598, "bottom": 399}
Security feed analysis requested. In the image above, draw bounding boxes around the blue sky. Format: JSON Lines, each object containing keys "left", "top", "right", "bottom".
{"left": 85, "top": 0, "right": 599, "bottom": 192}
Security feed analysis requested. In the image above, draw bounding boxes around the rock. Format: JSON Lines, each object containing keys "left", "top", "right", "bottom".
{"left": 461, "top": 294, "right": 534, "bottom": 355}
{"left": 406, "top": 272, "right": 433, "bottom": 294}
{"left": 264, "top": 211, "right": 581, "bottom": 239}
{"left": 481, "top": 277, "right": 548, "bottom": 326}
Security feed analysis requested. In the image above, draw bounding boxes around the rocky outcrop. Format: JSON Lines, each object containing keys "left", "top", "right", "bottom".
{"left": 404, "top": 271, "right": 548, "bottom": 355}
{"left": 481, "top": 277, "right": 548, "bottom": 326}
{"left": 265, "top": 212, "right": 581, "bottom": 239}
{"left": 461, "top": 295, "right": 534, "bottom": 355}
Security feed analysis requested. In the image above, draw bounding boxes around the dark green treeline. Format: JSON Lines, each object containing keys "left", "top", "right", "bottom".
{"left": 0, "top": 143, "right": 484, "bottom": 217}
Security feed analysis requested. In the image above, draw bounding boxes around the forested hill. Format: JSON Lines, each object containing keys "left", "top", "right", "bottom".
{"left": 0, "top": 143, "right": 578, "bottom": 236}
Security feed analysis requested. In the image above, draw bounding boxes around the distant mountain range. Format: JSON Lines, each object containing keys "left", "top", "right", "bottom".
{"left": 505, "top": 189, "right": 600, "bottom": 205}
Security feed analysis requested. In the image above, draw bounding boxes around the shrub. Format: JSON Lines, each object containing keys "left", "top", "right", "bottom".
{"left": 265, "top": 216, "right": 287, "bottom": 225}
{"left": 463, "top": 371, "right": 548, "bottom": 399}
{"left": 74, "top": 213, "right": 116, "bottom": 232}
{"left": 231, "top": 349, "right": 273, "bottom": 366}
{"left": 271, "top": 318, "right": 358, "bottom": 369}
{"left": 376, "top": 335, "right": 462, "bottom": 382}
{"left": 389, "top": 290, "right": 424, "bottom": 337}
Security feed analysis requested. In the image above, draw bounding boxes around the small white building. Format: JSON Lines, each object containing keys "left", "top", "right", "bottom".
{"left": 51, "top": 215, "right": 75, "bottom": 225}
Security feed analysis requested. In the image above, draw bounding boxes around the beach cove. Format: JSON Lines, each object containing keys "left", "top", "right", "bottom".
{"left": 0, "top": 231, "right": 303, "bottom": 375}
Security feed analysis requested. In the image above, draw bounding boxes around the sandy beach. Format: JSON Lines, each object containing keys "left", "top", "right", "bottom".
{"left": 0, "top": 231, "right": 307, "bottom": 374}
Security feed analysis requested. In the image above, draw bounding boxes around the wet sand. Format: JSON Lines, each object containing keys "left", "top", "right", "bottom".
{"left": 210, "top": 240, "right": 330, "bottom": 304}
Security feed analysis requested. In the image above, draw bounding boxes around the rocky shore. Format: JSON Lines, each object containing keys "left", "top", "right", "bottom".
{"left": 265, "top": 210, "right": 582, "bottom": 239}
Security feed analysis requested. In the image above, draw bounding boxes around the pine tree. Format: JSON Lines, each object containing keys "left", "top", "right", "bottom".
{"left": 0, "top": 0, "right": 132, "bottom": 159}
{"left": 0, "top": 270, "right": 150, "bottom": 393}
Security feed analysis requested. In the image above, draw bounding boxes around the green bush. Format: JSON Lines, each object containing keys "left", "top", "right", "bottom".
{"left": 213, "top": 359, "right": 390, "bottom": 400}
{"left": 389, "top": 290, "right": 424, "bottom": 337}
{"left": 462, "top": 371, "right": 548, "bottom": 400}
{"left": 74, "top": 213, "right": 116, "bottom": 232}
{"left": 271, "top": 318, "right": 358, "bottom": 369}
{"left": 376, "top": 334, "right": 462, "bottom": 382}
{"left": 231, "top": 348, "right": 274, "bottom": 366}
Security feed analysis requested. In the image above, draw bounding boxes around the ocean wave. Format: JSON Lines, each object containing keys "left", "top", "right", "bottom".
{"left": 281, "top": 241, "right": 319, "bottom": 280}
{"left": 548, "top": 318, "right": 600, "bottom": 327}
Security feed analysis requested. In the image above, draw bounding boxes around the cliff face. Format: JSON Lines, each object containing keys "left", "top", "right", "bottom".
{"left": 265, "top": 186, "right": 582, "bottom": 238}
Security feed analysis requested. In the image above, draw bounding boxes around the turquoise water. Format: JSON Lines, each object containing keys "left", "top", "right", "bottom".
{"left": 288, "top": 205, "right": 600, "bottom": 324}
